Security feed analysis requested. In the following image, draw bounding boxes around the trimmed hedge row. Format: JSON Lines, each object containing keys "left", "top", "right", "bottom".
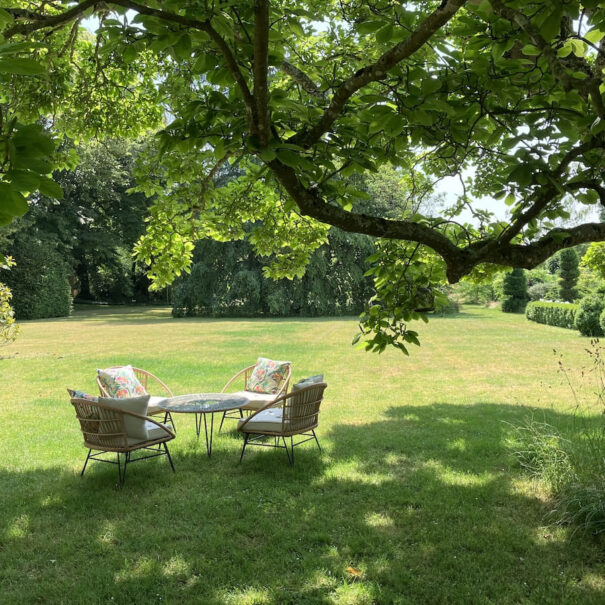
{"left": 526, "top": 301, "right": 578, "bottom": 329}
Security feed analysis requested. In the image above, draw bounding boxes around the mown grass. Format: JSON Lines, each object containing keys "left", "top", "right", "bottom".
{"left": 1, "top": 305, "right": 604, "bottom": 604}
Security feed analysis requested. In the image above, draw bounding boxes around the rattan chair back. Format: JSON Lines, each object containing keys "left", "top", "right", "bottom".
{"left": 283, "top": 383, "right": 326, "bottom": 433}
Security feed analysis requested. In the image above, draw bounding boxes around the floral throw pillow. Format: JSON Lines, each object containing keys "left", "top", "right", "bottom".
{"left": 246, "top": 357, "right": 291, "bottom": 394}
{"left": 97, "top": 366, "right": 147, "bottom": 399}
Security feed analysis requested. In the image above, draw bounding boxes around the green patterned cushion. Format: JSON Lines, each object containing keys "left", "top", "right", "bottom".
{"left": 97, "top": 366, "right": 147, "bottom": 398}
{"left": 246, "top": 357, "right": 291, "bottom": 394}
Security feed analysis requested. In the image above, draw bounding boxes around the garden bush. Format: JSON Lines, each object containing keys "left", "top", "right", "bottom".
{"left": 558, "top": 248, "right": 580, "bottom": 301}
{"left": 526, "top": 301, "right": 578, "bottom": 329}
{"left": 575, "top": 295, "right": 605, "bottom": 337}
{"left": 501, "top": 268, "right": 528, "bottom": 313}
{"left": 3, "top": 239, "right": 72, "bottom": 320}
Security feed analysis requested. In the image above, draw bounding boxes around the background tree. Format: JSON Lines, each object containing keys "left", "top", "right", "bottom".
{"left": 0, "top": 256, "right": 19, "bottom": 345}
{"left": 501, "top": 269, "right": 528, "bottom": 313}
{"left": 558, "top": 248, "right": 580, "bottom": 302}
{"left": 1, "top": 139, "right": 160, "bottom": 314}
{"left": 3, "top": 1, "right": 605, "bottom": 351}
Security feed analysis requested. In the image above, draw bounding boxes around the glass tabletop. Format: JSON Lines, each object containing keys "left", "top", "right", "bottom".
{"left": 157, "top": 393, "right": 248, "bottom": 414}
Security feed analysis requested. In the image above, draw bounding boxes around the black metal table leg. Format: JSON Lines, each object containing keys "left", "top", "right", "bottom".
{"left": 202, "top": 412, "right": 215, "bottom": 457}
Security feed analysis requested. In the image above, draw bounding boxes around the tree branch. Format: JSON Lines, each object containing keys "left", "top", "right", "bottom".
{"left": 280, "top": 60, "right": 325, "bottom": 99}
{"left": 253, "top": 0, "right": 270, "bottom": 145}
{"left": 289, "top": 0, "right": 466, "bottom": 148}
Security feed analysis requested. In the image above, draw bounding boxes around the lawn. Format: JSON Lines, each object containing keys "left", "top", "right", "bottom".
{"left": 1, "top": 305, "right": 604, "bottom": 604}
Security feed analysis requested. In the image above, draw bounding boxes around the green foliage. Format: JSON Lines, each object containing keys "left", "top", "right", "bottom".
{"left": 502, "top": 269, "right": 528, "bottom": 313}
{"left": 547, "top": 254, "right": 560, "bottom": 275}
{"left": 5, "top": 1, "right": 605, "bottom": 353}
{"left": 0, "top": 255, "right": 19, "bottom": 345}
{"left": 451, "top": 280, "right": 494, "bottom": 305}
{"left": 3, "top": 238, "right": 71, "bottom": 320}
{"left": 558, "top": 249, "right": 580, "bottom": 302}
{"left": 575, "top": 295, "right": 605, "bottom": 337}
{"left": 356, "top": 241, "right": 447, "bottom": 354}
{"left": 581, "top": 242, "right": 605, "bottom": 280}
{"left": 3, "top": 139, "right": 155, "bottom": 304}
{"left": 526, "top": 301, "right": 578, "bottom": 330}
{"left": 172, "top": 230, "right": 375, "bottom": 318}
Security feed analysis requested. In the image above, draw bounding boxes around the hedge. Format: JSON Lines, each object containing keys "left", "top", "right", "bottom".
{"left": 526, "top": 301, "right": 578, "bottom": 330}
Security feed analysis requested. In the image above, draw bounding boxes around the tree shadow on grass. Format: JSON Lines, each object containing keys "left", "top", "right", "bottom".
{"left": 1, "top": 403, "right": 604, "bottom": 604}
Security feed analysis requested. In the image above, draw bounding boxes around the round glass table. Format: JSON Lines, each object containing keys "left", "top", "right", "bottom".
{"left": 157, "top": 393, "right": 248, "bottom": 457}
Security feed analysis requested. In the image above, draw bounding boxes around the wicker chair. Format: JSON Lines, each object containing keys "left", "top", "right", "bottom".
{"left": 237, "top": 382, "right": 327, "bottom": 465}
{"left": 96, "top": 366, "right": 175, "bottom": 429}
{"left": 71, "top": 396, "right": 176, "bottom": 486}
{"left": 218, "top": 362, "right": 292, "bottom": 431}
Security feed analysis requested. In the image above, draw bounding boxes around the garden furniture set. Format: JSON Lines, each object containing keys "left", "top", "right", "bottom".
{"left": 69, "top": 358, "right": 326, "bottom": 485}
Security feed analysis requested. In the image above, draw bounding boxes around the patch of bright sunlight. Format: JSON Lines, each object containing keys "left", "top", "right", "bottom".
{"left": 40, "top": 494, "right": 62, "bottom": 508}
{"left": 162, "top": 555, "right": 191, "bottom": 578}
{"left": 114, "top": 555, "right": 156, "bottom": 582}
{"left": 424, "top": 460, "right": 496, "bottom": 487}
{"left": 318, "top": 460, "right": 393, "bottom": 485}
{"left": 329, "top": 581, "right": 377, "bottom": 604}
{"left": 5, "top": 514, "right": 29, "bottom": 539}
{"left": 97, "top": 521, "right": 118, "bottom": 546}
{"left": 447, "top": 438, "right": 467, "bottom": 452}
{"left": 219, "top": 586, "right": 271, "bottom": 605}
{"left": 365, "top": 512, "right": 395, "bottom": 529}
{"left": 532, "top": 525, "right": 567, "bottom": 546}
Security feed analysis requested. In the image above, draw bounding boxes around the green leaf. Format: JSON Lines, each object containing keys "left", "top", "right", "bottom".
{"left": 521, "top": 44, "right": 541, "bottom": 56}
{"left": 539, "top": 10, "right": 562, "bottom": 42}
{"left": 570, "top": 39, "right": 586, "bottom": 58}
{"left": 585, "top": 29, "right": 604, "bottom": 44}
{"left": 0, "top": 58, "right": 45, "bottom": 75}
{"left": 37, "top": 176, "right": 63, "bottom": 199}
{"left": 376, "top": 24, "right": 394, "bottom": 44}
{"left": 275, "top": 149, "right": 301, "bottom": 168}
{"left": 504, "top": 193, "right": 515, "bottom": 206}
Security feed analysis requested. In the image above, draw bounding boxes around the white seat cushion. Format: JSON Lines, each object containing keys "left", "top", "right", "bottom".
{"left": 238, "top": 408, "right": 283, "bottom": 433}
{"left": 232, "top": 390, "right": 277, "bottom": 411}
{"left": 147, "top": 396, "right": 168, "bottom": 415}
{"left": 128, "top": 421, "right": 171, "bottom": 445}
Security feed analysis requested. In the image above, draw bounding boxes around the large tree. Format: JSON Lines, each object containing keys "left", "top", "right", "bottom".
{"left": 2, "top": 0, "right": 605, "bottom": 350}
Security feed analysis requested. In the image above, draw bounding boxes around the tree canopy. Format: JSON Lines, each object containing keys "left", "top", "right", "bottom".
{"left": 1, "top": 0, "right": 605, "bottom": 351}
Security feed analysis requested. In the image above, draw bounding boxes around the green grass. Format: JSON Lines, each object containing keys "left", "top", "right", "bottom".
{"left": 1, "top": 305, "right": 604, "bottom": 604}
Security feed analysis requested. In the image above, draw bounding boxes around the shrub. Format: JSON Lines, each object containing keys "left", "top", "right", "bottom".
{"left": 601, "top": 308, "right": 605, "bottom": 335}
{"left": 575, "top": 295, "right": 605, "bottom": 337}
{"left": 4, "top": 239, "right": 72, "bottom": 320}
{"left": 558, "top": 248, "right": 580, "bottom": 301}
{"left": 527, "top": 282, "right": 551, "bottom": 301}
{"left": 0, "top": 280, "right": 19, "bottom": 346}
{"left": 526, "top": 301, "right": 578, "bottom": 329}
{"left": 501, "top": 268, "right": 528, "bottom": 313}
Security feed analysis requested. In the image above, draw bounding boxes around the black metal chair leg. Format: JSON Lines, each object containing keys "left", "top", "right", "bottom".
{"left": 239, "top": 433, "right": 249, "bottom": 463}
{"left": 219, "top": 411, "right": 227, "bottom": 433}
{"left": 312, "top": 429, "right": 321, "bottom": 452}
{"left": 164, "top": 442, "right": 176, "bottom": 473}
{"left": 81, "top": 449, "right": 92, "bottom": 477}
{"left": 117, "top": 452, "right": 123, "bottom": 486}
{"left": 282, "top": 436, "right": 292, "bottom": 465}
{"left": 291, "top": 436, "right": 295, "bottom": 466}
